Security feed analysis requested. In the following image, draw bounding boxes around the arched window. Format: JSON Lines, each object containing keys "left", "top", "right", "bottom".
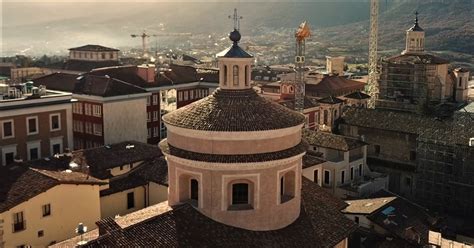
{"left": 323, "top": 110, "right": 328, "bottom": 125}
{"left": 245, "top": 66, "right": 249, "bottom": 86}
{"left": 179, "top": 174, "right": 199, "bottom": 207}
{"left": 232, "top": 183, "right": 248, "bottom": 205}
{"left": 289, "top": 86, "right": 294, "bottom": 93}
{"left": 233, "top": 65, "right": 239, "bottom": 86}
{"left": 190, "top": 179, "right": 199, "bottom": 201}
{"left": 313, "top": 169, "right": 319, "bottom": 184}
{"left": 223, "top": 65, "right": 228, "bottom": 85}
{"left": 283, "top": 85, "right": 287, "bottom": 93}
{"left": 280, "top": 170, "right": 296, "bottom": 204}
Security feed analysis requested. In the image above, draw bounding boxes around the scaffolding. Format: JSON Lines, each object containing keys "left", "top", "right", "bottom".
{"left": 376, "top": 60, "right": 432, "bottom": 113}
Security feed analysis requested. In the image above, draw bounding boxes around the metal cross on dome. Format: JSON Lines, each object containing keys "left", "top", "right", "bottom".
{"left": 228, "top": 8, "right": 243, "bottom": 31}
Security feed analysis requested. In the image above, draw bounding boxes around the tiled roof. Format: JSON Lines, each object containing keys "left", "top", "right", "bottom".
{"left": 216, "top": 44, "right": 253, "bottom": 58}
{"left": 318, "top": 95, "right": 344, "bottom": 104}
{"left": 344, "top": 91, "right": 371, "bottom": 100}
{"left": 89, "top": 65, "right": 149, "bottom": 87}
{"left": 279, "top": 97, "right": 319, "bottom": 110}
{"left": 342, "top": 197, "right": 397, "bottom": 214}
{"left": 69, "top": 44, "right": 119, "bottom": 52}
{"left": 63, "top": 60, "right": 121, "bottom": 72}
{"left": 75, "top": 74, "right": 147, "bottom": 97}
{"left": 160, "top": 139, "right": 307, "bottom": 163}
{"left": 74, "top": 178, "right": 354, "bottom": 247}
{"left": 33, "top": 73, "right": 148, "bottom": 97}
{"left": 341, "top": 107, "right": 445, "bottom": 135}
{"left": 367, "top": 191, "right": 437, "bottom": 246}
{"left": 306, "top": 76, "right": 365, "bottom": 95}
{"left": 163, "top": 88, "right": 305, "bottom": 131}
{"left": 303, "top": 129, "right": 366, "bottom": 151}
{"left": 386, "top": 53, "right": 449, "bottom": 65}
{"left": 52, "top": 201, "right": 173, "bottom": 247}
{"left": 0, "top": 165, "right": 104, "bottom": 213}
{"left": 302, "top": 154, "right": 325, "bottom": 169}
{"left": 418, "top": 112, "right": 474, "bottom": 146}
{"left": 100, "top": 157, "right": 168, "bottom": 196}
{"left": 29, "top": 141, "right": 161, "bottom": 180}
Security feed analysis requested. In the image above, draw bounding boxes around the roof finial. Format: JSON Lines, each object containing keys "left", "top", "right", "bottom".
{"left": 415, "top": 11, "right": 419, "bottom": 25}
{"left": 228, "top": 8, "right": 243, "bottom": 31}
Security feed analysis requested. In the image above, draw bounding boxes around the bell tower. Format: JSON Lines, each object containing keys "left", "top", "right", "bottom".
{"left": 403, "top": 11, "right": 425, "bottom": 55}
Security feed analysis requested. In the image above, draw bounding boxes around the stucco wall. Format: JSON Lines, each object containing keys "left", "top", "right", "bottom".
{"left": 166, "top": 155, "right": 303, "bottom": 231}
{"left": 102, "top": 97, "right": 147, "bottom": 144}
{"left": 100, "top": 187, "right": 145, "bottom": 219}
{"left": 0, "top": 184, "right": 101, "bottom": 247}
{"left": 148, "top": 182, "right": 168, "bottom": 206}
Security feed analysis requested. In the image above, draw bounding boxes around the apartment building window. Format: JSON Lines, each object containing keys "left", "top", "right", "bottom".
{"left": 147, "top": 96, "right": 151, "bottom": 106}
{"left": 26, "top": 116, "right": 39, "bottom": 135}
{"left": 38, "top": 230, "right": 44, "bottom": 237}
{"left": 27, "top": 141, "right": 41, "bottom": 160}
{"left": 153, "top": 127, "right": 159, "bottom": 137}
{"left": 101, "top": 53, "right": 106, "bottom": 59}
{"left": 341, "top": 170, "right": 345, "bottom": 184}
{"left": 50, "top": 137, "right": 62, "bottom": 155}
{"left": 92, "top": 105, "right": 102, "bottom": 117}
{"left": 127, "top": 192, "right": 135, "bottom": 209}
{"left": 147, "top": 128, "right": 152, "bottom": 138}
{"left": 153, "top": 94, "right": 158, "bottom": 105}
{"left": 350, "top": 167, "right": 354, "bottom": 180}
{"left": 50, "top": 113, "right": 61, "bottom": 131}
{"left": 13, "top": 211, "right": 25, "bottom": 232}
{"left": 84, "top": 103, "right": 92, "bottom": 115}
{"left": 73, "top": 102, "right": 83, "bottom": 114}
{"left": 359, "top": 164, "right": 363, "bottom": 177}
{"left": 324, "top": 170, "right": 331, "bottom": 186}
{"left": 152, "top": 111, "right": 158, "bottom": 121}
{"left": 190, "top": 90, "right": 194, "bottom": 100}
{"left": 29, "top": 148, "right": 39, "bottom": 160}
{"left": 42, "top": 204, "right": 51, "bottom": 217}
{"left": 313, "top": 170, "right": 318, "bottom": 184}
{"left": 178, "top": 91, "right": 183, "bottom": 101}
{"left": 73, "top": 120, "right": 83, "bottom": 133}
{"left": 85, "top": 122, "right": 93, "bottom": 134}
{"left": 2, "top": 120, "right": 14, "bottom": 139}
{"left": 93, "top": 123, "right": 102, "bottom": 136}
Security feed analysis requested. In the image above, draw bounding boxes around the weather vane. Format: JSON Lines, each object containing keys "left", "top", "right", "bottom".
{"left": 228, "top": 8, "right": 243, "bottom": 31}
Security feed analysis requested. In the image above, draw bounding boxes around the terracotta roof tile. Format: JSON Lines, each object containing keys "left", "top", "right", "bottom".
{"left": 303, "top": 129, "right": 366, "bottom": 151}
{"left": 77, "top": 178, "right": 355, "bottom": 247}
{"left": 160, "top": 139, "right": 307, "bottom": 163}
{"left": 163, "top": 88, "right": 305, "bottom": 131}
{"left": 0, "top": 165, "right": 104, "bottom": 213}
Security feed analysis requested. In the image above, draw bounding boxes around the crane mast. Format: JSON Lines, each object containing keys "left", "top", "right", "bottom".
{"left": 294, "top": 21, "right": 311, "bottom": 113}
{"left": 367, "top": 0, "right": 379, "bottom": 108}
{"left": 131, "top": 30, "right": 192, "bottom": 58}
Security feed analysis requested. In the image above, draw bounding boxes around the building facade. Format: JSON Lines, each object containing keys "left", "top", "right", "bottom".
{"left": 0, "top": 83, "right": 73, "bottom": 165}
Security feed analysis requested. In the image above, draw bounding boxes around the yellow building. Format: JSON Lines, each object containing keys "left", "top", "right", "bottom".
{"left": 0, "top": 165, "right": 105, "bottom": 247}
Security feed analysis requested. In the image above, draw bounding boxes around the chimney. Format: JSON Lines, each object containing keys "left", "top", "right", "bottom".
{"left": 137, "top": 64, "right": 156, "bottom": 83}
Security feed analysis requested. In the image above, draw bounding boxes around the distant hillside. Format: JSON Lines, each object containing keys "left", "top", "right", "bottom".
{"left": 2, "top": 0, "right": 472, "bottom": 56}
{"left": 319, "top": 0, "right": 474, "bottom": 54}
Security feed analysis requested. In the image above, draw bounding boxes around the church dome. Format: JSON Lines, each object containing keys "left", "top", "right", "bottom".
{"left": 162, "top": 88, "right": 305, "bottom": 132}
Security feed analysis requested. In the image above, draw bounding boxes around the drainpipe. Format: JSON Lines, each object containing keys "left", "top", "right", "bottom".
{"left": 142, "top": 184, "right": 148, "bottom": 207}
